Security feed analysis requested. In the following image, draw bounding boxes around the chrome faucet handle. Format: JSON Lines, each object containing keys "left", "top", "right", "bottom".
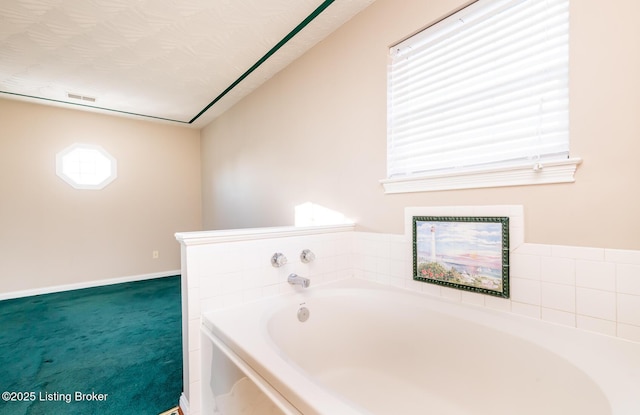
{"left": 300, "top": 249, "right": 316, "bottom": 263}
{"left": 271, "top": 252, "right": 287, "bottom": 267}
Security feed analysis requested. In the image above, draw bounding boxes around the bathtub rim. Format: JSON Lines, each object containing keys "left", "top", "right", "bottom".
{"left": 201, "top": 307, "right": 369, "bottom": 415}
{"left": 203, "top": 277, "right": 640, "bottom": 415}
{"left": 200, "top": 324, "right": 303, "bottom": 415}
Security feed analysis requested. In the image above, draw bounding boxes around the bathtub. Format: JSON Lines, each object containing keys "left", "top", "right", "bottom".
{"left": 201, "top": 278, "right": 640, "bottom": 415}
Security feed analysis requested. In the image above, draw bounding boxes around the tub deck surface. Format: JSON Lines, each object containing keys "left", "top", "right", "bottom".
{"left": 203, "top": 278, "right": 640, "bottom": 415}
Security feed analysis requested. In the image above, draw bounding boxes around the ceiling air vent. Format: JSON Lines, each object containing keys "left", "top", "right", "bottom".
{"left": 67, "top": 93, "right": 96, "bottom": 103}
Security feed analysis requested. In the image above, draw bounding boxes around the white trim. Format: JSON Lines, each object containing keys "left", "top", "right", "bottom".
{"left": 201, "top": 325, "right": 302, "bottom": 415}
{"left": 381, "top": 157, "right": 582, "bottom": 194}
{"left": 0, "top": 270, "right": 180, "bottom": 301}
{"left": 179, "top": 393, "right": 190, "bottom": 415}
{"left": 175, "top": 224, "right": 355, "bottom": 246}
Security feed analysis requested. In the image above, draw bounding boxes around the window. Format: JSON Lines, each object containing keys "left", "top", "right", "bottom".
{"left": 382, "top": 0, "right": 580, "bottom": 193}
{"left": 56, "top": 144, "right": 117, "bottom": 190}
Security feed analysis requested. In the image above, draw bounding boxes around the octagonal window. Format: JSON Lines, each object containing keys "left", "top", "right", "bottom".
{"left": 56, "top": 144, "right": 117, "bottom": 190}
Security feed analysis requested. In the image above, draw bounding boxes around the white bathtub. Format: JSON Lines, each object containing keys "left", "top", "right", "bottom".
{"left": 201, "top": 278, "right": 640, "bottom": 415}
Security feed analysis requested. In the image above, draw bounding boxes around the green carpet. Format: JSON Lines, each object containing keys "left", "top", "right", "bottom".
{"left": 0, "top": 276, "right": 183, "bottom": 415}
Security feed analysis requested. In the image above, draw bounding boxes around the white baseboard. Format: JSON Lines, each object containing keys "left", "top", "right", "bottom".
{"left": 179, "top": 393, "right": 190, "bottom": 415}
{"left": 0, "top": 270, "right": 181, "bottom": 301}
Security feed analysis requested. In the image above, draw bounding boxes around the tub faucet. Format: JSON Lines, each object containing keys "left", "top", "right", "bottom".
{"left": 288, "top": 273, "right": 310, "bottom": 288}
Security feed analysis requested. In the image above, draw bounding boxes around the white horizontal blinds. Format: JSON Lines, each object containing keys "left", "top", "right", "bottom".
{"left": 387, "top": 0, "right": 569, "bottom": 178}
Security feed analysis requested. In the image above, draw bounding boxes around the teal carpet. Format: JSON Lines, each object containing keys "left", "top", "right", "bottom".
{"left": 0, "top": 276, "right": 183, "bottom": 415}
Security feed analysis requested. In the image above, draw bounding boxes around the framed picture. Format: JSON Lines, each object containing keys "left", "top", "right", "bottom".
{"left": 413, "top": 216, "right": 509, "bottom": 298}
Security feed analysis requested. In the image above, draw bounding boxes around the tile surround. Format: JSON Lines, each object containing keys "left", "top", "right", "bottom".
{"left": 618, "top": 264, "right": 640, "bottom": 295}
{"left": 177, "top": 225, "right": 356, "bottom": 415}
{"left": 351, "top": 204, "right": 640, "bottom": 344}
{"left": 177, "top": 207, "right": 640, "bottom": 414}
{"left": 352, "top": 232, "right": 640, "bottom": 343}
{"left": 540, "top": 282, "right": 576, "bottom": 312}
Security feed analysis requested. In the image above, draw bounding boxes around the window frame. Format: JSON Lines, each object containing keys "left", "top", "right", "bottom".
{"left": 56, "top": 143, "right": 118, "bottom": 190}
{"left": 382, "top": 0, "right": 580, "bottom": 194}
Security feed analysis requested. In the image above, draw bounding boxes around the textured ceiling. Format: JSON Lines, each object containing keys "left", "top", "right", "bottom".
{"left": 0, "top": 0, "right": 375, "bottom": 127}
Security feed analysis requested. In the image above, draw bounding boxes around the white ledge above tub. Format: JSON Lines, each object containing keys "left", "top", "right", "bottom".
{"left": 175, "top": 223, "right": 355, "bottom": 246}
{"left": 380, "top": 157, "right": 583, "bottom": 194}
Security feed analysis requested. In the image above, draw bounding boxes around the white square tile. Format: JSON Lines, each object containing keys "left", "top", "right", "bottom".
{"left": 617, "top": 294, "right": 640, "bottom": 326}
{"left": 510, "top": 277, "right": 541, "bottom": 305}
{"left": 441, "top": 287, "right": 462, "bottom": 302}
{"left": 241, "top": 241, "right": 267, "bottom": 270}
{"left": 352, "top": 269, "right": 365, "bottom": 279}
{"left": 199, "top": 272, "right": 223, "bottom": 296}
{"left": 389, "top": 258, "right": 408, "bottom": 279}
{"left": 199, "top": 296, "right": 221, "bottom": 313}
{"left": 245, "top": 266, "right": 273, "bottom": 290}
{"left": 461, "top": 291, "right": 485, "bottom": 306}
{"left": 485, "top": 295, "right": 510, "bottom": 312}
{"left": 359, "top": 233, "right": 389, "bottom": 259}
{"left": 577, "top": 315, "right": 616, "bottom": 337}
{"left": 189, "top": 380, "right": 202, "bottom": 415}
{"left": 541, "top": 282, "right": 575, "bottom": 312}
{"left": 218, "top": 271, "right": 244, "bottom": 295}
{"left": 335, "top": 253, "right": 353, "bottom": 273}
{"left": 510, "top": 254, "right": 541, "bottom": 280}
{"left": 376, "top": 256, "right": 392, "bottom": 277}
{"left": 389, "top": 276, "right": 406, "bottom": 289}
{"left": 352, "top": 233, "right": 366, "bottom": 255}
{"left": 617, "top": 264, "right": 640, "bottom": 295}
{"left": 617, "top": 323, "right": 640, "bottom": 343}
{"left": 576, "top": 288, "right": 616, "bottom": 321}
{"left": 188, "top": 348, "right": 202, "bottom": 383}
{"left": 575, "top": 260, "right": 616, "bottom": 291}
{"left": 512, "top": 302, "right": 540, "bottom": 319}
{"left": 306, "top": 236, "right": 334, "bottom": 259}
{"left": 362, "top": 254, "right": 378, "bottom": 273}
{"left": 605, "top": 249, "right": 640, "bottom": 265}
{"left": 552, "top": 245, "right": 604, "bottom": 261}
{"left": 187, "top": 288, "right": 201, "bottom": 319}
{"left": 541, "top": 307, "right": 576, "bottom": 327}
{"left": 541, "top": 256, "right": 575, "bottom": 285}
{"left": 513, "top": 243, "right": 552, "bottom": 256}
{"left": 310, "top": 256, "right": 331, "bottom": 276}
{"left": 404, "top": 279, "right": 424, "bottom": 293}
{"left": 421, "top": 282, "right": 441, "bottom": 297}
{"left": 337, "top": 233, "right": 356, "bottom": 255}
{"left": 184, "top": 253, "right": 200, "bottom": 288}
{"left": 188, "top": 318, "right": 201, "bottom": 351}
{"left": 352, "top": 252, "right": 365, "bottom": 272}
{"left": 509, "top": 225, "right": 525, "bottom": 251}
{"left": 262, "top": 284, "right": 280, "bottom": 298}
{"left": 199, "top": 244, "right": 236, "bottom": 275}
{"left": 375, "top": 273, "right": 392, "bottom": 286}
{"left": 389, "top": 240, "right": 411, "bottom": 261}
{"left": 220, "top": 292, "right": 244, "bottom": 308}
{"left": 242, "top": 287, "right": 263, "bottom": 303}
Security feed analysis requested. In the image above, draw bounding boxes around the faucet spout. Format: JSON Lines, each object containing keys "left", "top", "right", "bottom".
{"left": 288, "top": 273, "right": 310, "bottom": 288}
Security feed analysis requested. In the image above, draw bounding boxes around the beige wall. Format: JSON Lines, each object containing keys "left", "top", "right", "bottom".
{"left": 200, "top": 0, "right": 640, "bottom": 250}
{"left": 0, "top": 98, "right": 202, "bottom": 294}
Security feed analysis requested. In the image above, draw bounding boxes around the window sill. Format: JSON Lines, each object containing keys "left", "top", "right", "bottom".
{"left": 380, "top": 158, "right": 582, "bottom": 194}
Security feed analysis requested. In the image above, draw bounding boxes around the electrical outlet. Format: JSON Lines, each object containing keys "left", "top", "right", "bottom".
{"left": 152, "top": 250, "right": 159, "bottom": 259}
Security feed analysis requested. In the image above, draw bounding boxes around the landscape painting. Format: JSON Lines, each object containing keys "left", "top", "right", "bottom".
{"left": 413, "top": 216, "right": 509, "bottom": 298}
